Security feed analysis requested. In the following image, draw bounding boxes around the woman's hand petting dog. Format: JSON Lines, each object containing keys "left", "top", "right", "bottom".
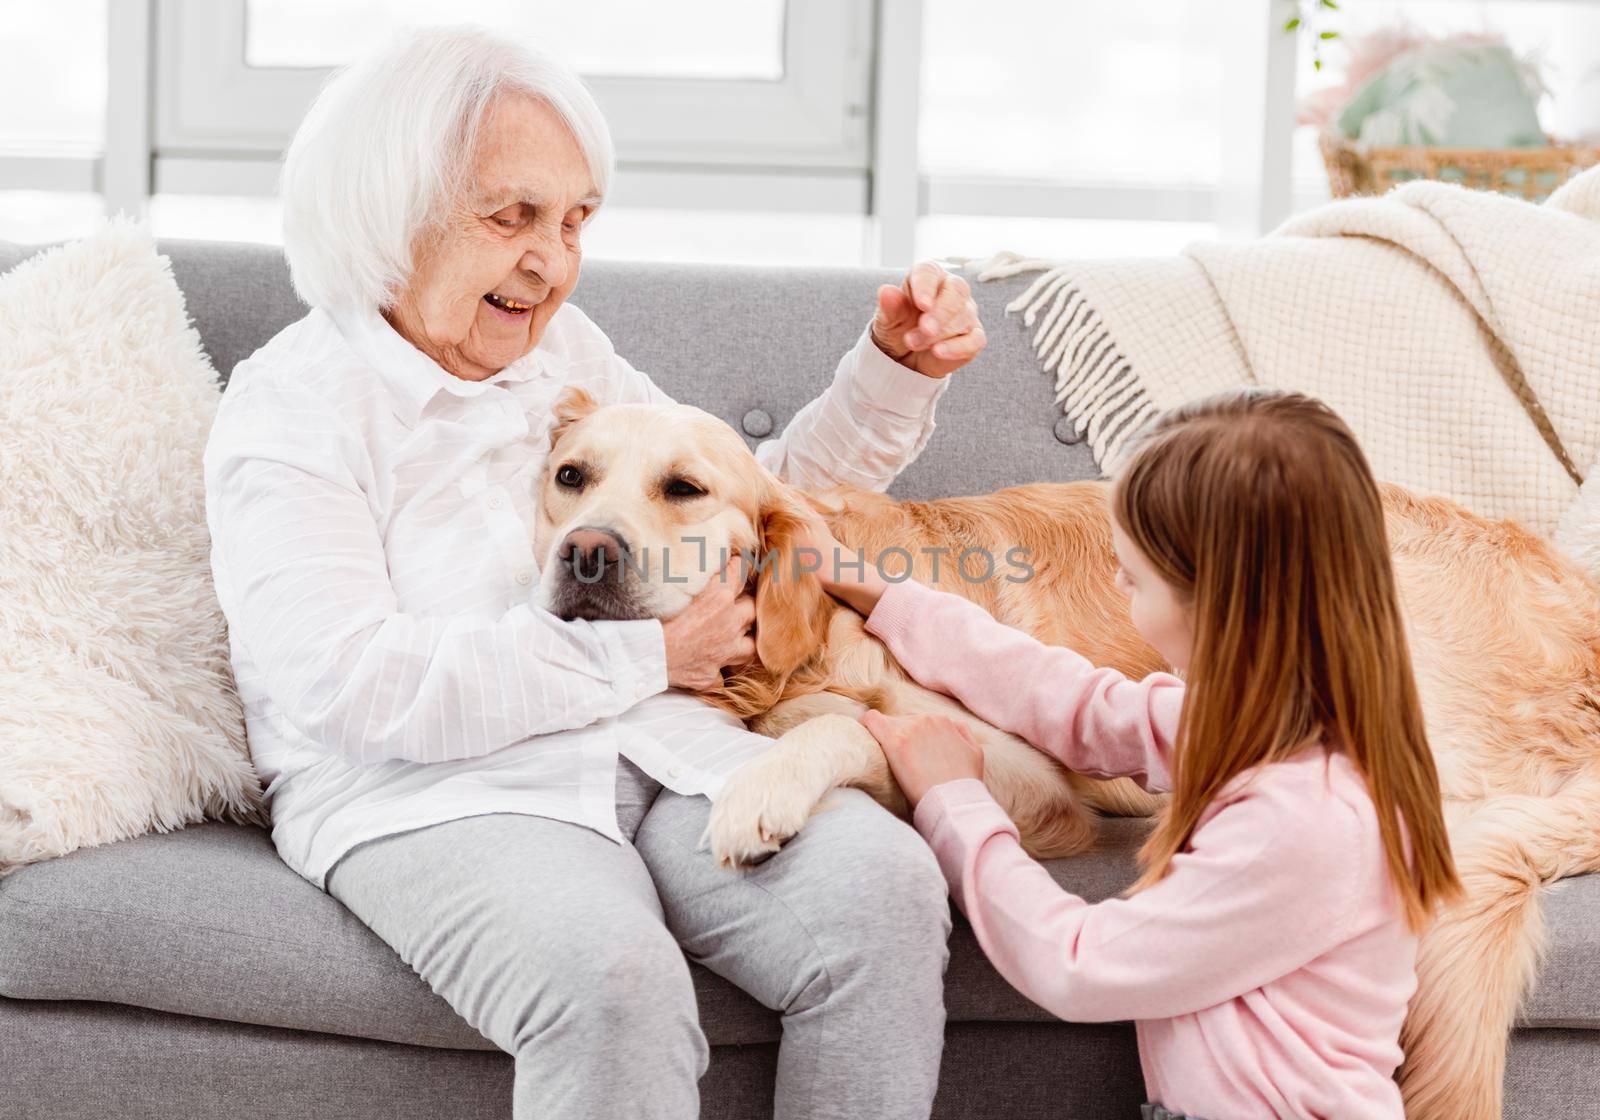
{"left": 662, "top": 552, "right": 757, "bottom": 690}
{"left": 860, "top": 710, "right": 986, "bottom": 810}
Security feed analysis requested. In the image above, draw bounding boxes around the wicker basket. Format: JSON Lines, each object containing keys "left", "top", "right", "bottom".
{"left": 1318, "top": 129, "right": 1600, "bottom": 203}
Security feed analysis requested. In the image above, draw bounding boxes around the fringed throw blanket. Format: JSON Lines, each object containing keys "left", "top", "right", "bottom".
{"left": 974, "top": 167, "right": 1600, "bottom": 574}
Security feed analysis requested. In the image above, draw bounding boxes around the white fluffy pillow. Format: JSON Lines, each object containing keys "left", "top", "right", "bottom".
{"left": 0, "top": 221, "right": 265, "bottom": 875}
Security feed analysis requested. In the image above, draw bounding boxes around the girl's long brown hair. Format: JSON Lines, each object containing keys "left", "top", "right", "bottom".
{"left": 1112, "top": 387, "right": 1460, "bottom": 932}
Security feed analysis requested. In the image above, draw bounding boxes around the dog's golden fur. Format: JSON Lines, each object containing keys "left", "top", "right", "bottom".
{"left": 712, "top": 478, "right": 1600, "bottom": 1120}
{"left": 705, "top": 482, "right": 1171, "bottom": 851}
{"left": 538, "top": 389, "right": 1600, "bottom": 1119}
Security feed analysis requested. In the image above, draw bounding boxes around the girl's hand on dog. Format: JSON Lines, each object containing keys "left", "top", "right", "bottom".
{"left": 791, "top": 498, "right": 892, "bottom": 617}
{"left": 860, "top": 710, "right": 985, "bottom": 809}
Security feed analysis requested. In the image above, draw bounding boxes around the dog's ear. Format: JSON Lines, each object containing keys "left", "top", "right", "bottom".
{"left": 548, "top": 386, "right": 600, "bottom": 451}
{"left": 752, "top": 483, "right": 833, "bottom": 677}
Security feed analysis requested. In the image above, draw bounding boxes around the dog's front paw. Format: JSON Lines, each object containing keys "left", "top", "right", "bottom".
{"left": 704, "top": 758, "right": 821, "bottom": 869}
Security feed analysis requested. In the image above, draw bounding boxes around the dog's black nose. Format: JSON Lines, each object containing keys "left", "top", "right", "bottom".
{"left": 558, "top": 527, "right": 629, "bottom": 582}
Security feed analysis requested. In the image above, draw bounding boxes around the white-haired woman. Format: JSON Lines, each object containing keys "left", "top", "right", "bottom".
{"left": 204, "top": 25, "right": 986, "bottom": 1120}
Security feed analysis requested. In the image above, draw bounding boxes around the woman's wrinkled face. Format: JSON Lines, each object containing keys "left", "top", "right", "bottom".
{"left": 1110, "top": 518, "right": 1194, "bottom": 672}
{"left": 387, "top": 94, "right": 600, "bottom": 380}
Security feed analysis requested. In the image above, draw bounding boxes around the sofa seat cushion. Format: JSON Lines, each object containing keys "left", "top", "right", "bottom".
{"left": 0, "top": 820, "right": 775, "bottom": 1049}
{"left": 4, "top": 817, "right": 1595, "bottom": 1052}
{"left": 0, "top": 817, "right": 1129, "bottom": 1049}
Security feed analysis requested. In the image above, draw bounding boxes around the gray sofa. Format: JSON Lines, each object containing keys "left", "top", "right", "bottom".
{"left": 0, "top": 238, "right": 1595, "bottom": 1119}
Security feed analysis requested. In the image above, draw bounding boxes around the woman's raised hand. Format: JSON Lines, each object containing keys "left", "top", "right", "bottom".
{"left": 869, "top": 260, "right": 986, "bottom": 379}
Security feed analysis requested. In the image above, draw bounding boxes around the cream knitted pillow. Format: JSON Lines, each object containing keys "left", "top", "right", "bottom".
{"left": 0, "top": 221, "right": 265, "bottom": 875}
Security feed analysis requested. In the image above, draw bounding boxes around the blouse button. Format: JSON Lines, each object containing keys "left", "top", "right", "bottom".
{"left": 487, "top": 494, "right": 505, "bottom": 510}
{"left": 666, "top": 764, "right": 684, "bottom": 780}
{"left": 741, "top": 409, "right": 774, "bottom": 438}
{"left": 515, "top": 568, "right": 533, "bottom": 586}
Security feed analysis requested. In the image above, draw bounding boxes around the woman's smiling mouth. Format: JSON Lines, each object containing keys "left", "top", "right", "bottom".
{"left": 484, "top": 291, "right": 536, "bottom": 316}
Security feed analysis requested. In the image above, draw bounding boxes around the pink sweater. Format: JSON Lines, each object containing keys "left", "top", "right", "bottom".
{"left": 863, "top": 578, "right": 1416, "bottom": 1120}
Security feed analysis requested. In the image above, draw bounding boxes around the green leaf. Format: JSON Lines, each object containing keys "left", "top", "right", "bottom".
{"left": 1313, "top": 57, "right": 1323, "bottom": 71}
{"left": 1321, "top": 0, "right": 1339, "bottom": 9}
{"left": 1319, "top": 30, "right": 1339, "bottom": 39}
{"left": 1282, "top": 16, "right": 1301, "bottom": 31}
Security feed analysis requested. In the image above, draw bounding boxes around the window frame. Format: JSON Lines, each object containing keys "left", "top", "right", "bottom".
{"left": 8, "top": 0, "right": 1369, "bottom": 264}
{"left": 154, "top": 0, "right": 873, "bottom": 169}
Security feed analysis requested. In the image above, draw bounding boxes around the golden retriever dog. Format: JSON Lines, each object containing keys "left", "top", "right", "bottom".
{"left": 532, "top": 386, "right": 1600, "bottom": 1120}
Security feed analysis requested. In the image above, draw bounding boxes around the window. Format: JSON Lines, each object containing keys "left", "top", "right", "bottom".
{"left": 124, "top": 0, "right": 871, "bottom": 259}
{"left": 0, "top": 0, "right": 106, "bottom": 155}
{"left": 582, "top": 208, "right": 871, "bottom": 267}
{"left": 0, "top": 191, "right": 104, "bottom": 243}
{"left": 156, "top": 0, "right": 869, "bottom": 176}
{"left": 920, "top": 2, "right": 1223, "bottom": 187}
{"left": 146, "top": 194, "right": 283, "bottom": 244}
{"left": 243, "top": 0, "right": 787, "bottom": 79}
{"left": 913, "top": 0, "right": 1229, "bottom": 261}
{"left": 0, "top": 0, "right": 106, "bottom": 238}
{"left": 916, "top": 215, "right": 1220, "bottom": 264}
{"left": 4, "top": 1, "right": 1598, "bottom": 267}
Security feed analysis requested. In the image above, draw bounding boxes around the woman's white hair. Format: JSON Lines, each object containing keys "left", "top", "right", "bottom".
{"left": 280, "top": 24, "right": 614, "bottom": 313}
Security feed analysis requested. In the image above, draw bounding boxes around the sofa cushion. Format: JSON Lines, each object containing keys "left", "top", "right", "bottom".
{"left": 0, "top": 817, "right": 1146, "bottom": 1050}
{"left": 5, "top": 817, "right": 1597, "bottom": 1052}
{"left": 0, "top": 821, "right": 754, "bottom": 1049}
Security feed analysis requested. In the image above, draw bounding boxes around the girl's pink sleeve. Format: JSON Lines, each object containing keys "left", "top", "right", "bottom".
{"left": 863, "top": 577, "right": 1184, "bottom": 790}
{"left": 909, "top": 776, "right": 1364, "bottom": 1022}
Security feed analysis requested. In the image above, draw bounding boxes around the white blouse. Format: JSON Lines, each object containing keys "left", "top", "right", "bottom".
{"left": 203, "top": 297, "right": 950, "bottom": 889}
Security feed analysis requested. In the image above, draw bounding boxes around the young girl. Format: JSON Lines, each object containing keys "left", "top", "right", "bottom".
{"left": 810, "top": 386, "right": 1461, "bottom": 1120}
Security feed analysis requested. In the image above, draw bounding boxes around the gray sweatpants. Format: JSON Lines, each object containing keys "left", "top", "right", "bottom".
{"left": 323, "top": 755, "right": 953, "bottom": 1119}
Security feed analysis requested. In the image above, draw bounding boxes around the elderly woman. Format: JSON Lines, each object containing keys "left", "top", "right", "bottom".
{"left": 204, "top": 25, "right": 986, "bottom": 1120}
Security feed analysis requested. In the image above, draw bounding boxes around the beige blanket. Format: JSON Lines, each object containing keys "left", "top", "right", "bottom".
{"left": 973, "top": 168, "right": 1600, "bottom": 578}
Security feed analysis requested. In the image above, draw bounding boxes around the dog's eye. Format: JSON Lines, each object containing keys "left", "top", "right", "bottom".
{"left": 556, "top": 464, "right": 584, "bottom": 488}
{"left": 664, "top": 478, "right": 706, "bottom": 499}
